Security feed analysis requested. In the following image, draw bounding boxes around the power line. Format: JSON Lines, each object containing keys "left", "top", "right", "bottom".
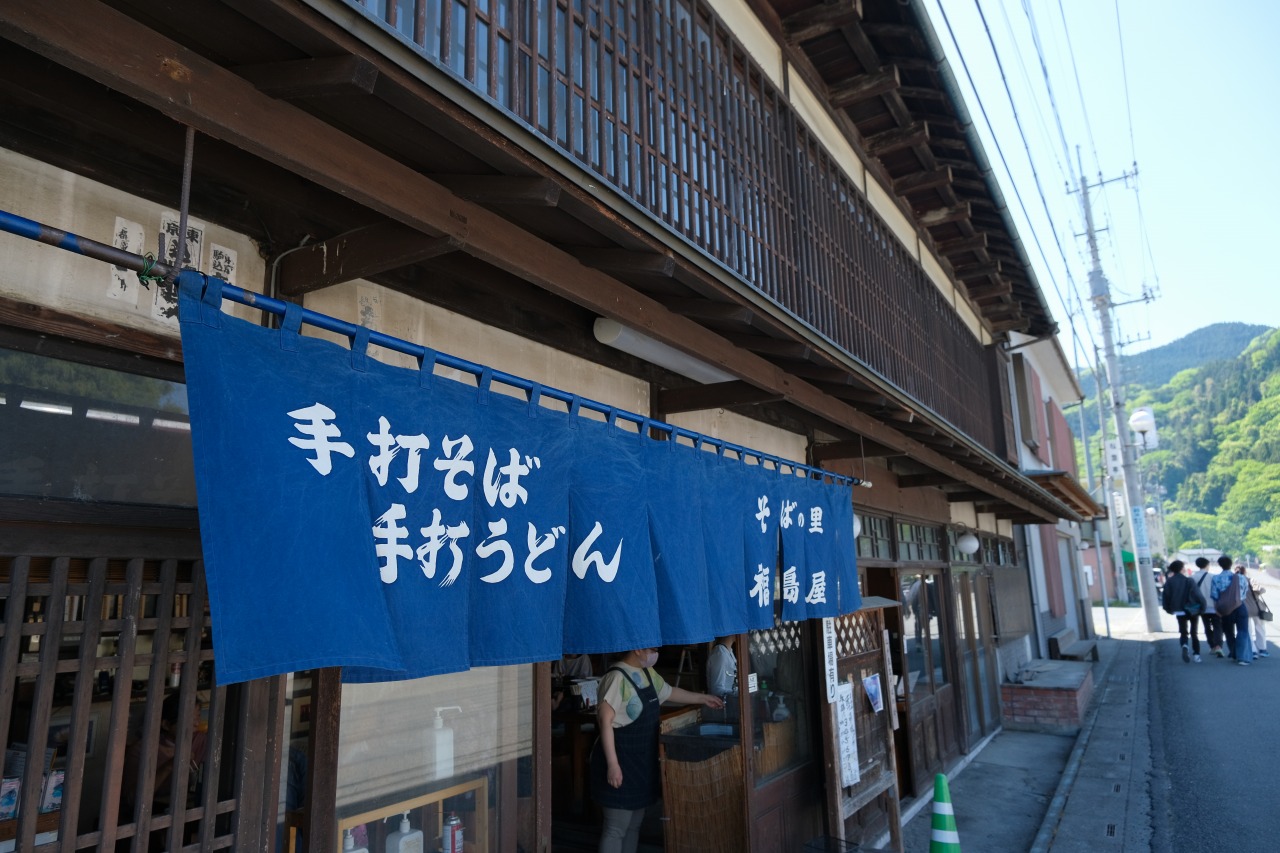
{"left": 967, "top": 0, "right": 1102, "bottom": 358}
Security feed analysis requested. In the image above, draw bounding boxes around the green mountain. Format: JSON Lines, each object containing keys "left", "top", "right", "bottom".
{"left": 1077, "top": 322, "right": 1272, "bottom": 404}
{"left": 1083, "top": 326, "right": 1280, "bottom": 559}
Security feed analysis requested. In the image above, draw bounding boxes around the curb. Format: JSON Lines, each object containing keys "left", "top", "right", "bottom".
{"left": 1028, "top": 635, "right": 1144, "bottom": 852}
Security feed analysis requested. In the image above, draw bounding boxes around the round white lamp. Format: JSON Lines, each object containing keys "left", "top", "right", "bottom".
{"left": 956, "top": 532, "right": 981, "bottom": 556}
{"left": 1128, "top": 409, "right": 1155, "bottom": 436}
{"left": 852, "top": 514, "right": 863, "bottom": 538}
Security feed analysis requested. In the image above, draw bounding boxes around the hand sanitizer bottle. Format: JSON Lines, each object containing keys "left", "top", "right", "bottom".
{"left": 344, "top": 828, "right": 369, "bottom": 853}
{"left": 384, "top": 811, "right": 423, "bottom": 853}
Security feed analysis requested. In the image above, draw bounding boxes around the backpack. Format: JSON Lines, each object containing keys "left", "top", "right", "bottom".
{"left": 1171, "top": 575, "right": 1203, "bottom": 616}
{"left": 1194, "top": 571, "right": 1217, "bottom": 614}
{"left": 1214, "top": 574, "right": 1243, "bottom": 616}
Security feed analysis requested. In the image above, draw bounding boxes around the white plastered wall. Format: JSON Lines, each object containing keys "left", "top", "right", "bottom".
{"left": 0, "top": 147, "right": 265, "bottom": 329}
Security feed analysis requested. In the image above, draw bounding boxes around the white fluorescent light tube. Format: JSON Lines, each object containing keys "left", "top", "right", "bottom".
{"left": 593, "top": 318, "right": 735, "bottom": 384}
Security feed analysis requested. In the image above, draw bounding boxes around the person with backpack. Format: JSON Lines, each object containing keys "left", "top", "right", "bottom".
{"left": 1239, "top": 565, "right": 1271, "bottom": 658}
{"left": 1162, "top": 560, "right": 1207, "bottom": 662}
{"left": 1192, "top": 557, "right": 1224, "bottom": 657}
{"left": 1211, "top": 555, "right": 1253, "bottom": 665}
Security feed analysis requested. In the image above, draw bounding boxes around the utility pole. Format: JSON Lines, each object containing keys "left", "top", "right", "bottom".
{"left": 1073, "top": 150, "right": 1161, "bottom": 632}
{"left": 1092, "top": 350, "right": 1129, "bottom": 607}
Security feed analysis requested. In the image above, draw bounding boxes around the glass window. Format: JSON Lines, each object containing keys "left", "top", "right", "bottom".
{"left": 898, "top": 522, "right": 942, "bottom": 562}
{"left": 901, "top": 572, "right": 948, "bottom": 696}
{"left": 748, "top": 623, "right": 812, "bottom": 783}
{"left": 0, "top": 346, "right": 195, "bottom": 505}
{"left": 333, "top": 667, "right": 533, "bottom": 853}
{"left": 856, "top": 514, "right": 892, "bottom": 560}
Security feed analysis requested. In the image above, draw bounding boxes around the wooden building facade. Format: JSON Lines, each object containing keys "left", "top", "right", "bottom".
{"left": 0, "top": 0, "right": 1096, "bottom": 850}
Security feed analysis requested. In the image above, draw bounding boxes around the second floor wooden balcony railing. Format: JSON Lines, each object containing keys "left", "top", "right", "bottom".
{"left": 343, "top": 0, "right": 1000, "bottom": 452}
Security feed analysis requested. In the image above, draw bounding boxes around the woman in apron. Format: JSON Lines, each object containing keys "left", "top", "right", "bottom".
{"left": 590, "top": 648, "right": 724, "bottom": 853}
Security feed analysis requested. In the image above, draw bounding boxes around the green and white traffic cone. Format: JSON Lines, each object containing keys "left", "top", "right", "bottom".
{"left": 929, "top": 772, "right": 961, "bottom": 852}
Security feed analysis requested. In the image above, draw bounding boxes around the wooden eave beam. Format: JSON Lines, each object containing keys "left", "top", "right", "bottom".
{"left": 828, "top": 67, "right": 900, "bottom": 109}
{"left": 919, "top": 204, "right": 970, "bottom": 227}
{"left": 433, "top": 175, "right": 562, "bottom": 206}
{"left": 721, "top": 332, "right": 812, "bottom": 360}
{"left": 234, "top": 55, "right": 379, "bottom": 99}
{"left": 278, "top": 223, "right": 462, "bottom": 296}
{"left": 946, "top": 490, "right": 991, "bottom": 503}
{"left": 896, "top": 85, "right": 946, "bottom": 102}
{"left": 814, "top": 382, "right": 890, "bottom": 407}
{"left": 954, "top": 261, "right": 1002, "bottom": 281}
{"left": 892, "top": 167, "right": 952, "bottom": 196}
{"left": 912, "top": 192, "right": 960, "bottom": 218}
{"left": 898, "top": 472, "right": 965, "bottom": 489}
{"left": 573, "top": 248, "right": 676, "bottom": 278}
{"left": 782, "top": 0, "right": 864, "bottom": 43}
{"left": 655, "top": 381, "right": 785, "bottom": 414}
{"left": 864, "top": 122, "right": 929, "bottom": 158}
{"left": 661, "top": 297, "right": 754, "bottom": 324}
{"left": 861, "top": 21, "right": 921, "bottom": 41}
{"left": 0, "top": 0, "right": 1057, "bottom": 526}
{"left": 936, "top": 233, "right": 988, "bottom": 255}
{"left": 962, "top": 277, "right": 1013, "bottom": 300}
{"left": 811, "top": 438, "right": 901, "bottom": 462}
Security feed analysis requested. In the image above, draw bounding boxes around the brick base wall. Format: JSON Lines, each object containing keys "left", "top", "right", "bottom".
{"left": 1000, "top": 670, "right": 1094, "bottom": 735}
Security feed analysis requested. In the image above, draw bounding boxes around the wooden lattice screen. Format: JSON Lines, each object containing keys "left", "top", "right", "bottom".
{"left": 0, "top": 539, "right": 279, "bottom": 852}
{"left": 824, "top": 607, "right": 902, "bottom": 850}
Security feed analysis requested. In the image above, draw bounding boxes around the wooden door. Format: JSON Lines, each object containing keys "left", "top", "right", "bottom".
{"left": 746, "top": 621, "right": 822, "bottom": 850}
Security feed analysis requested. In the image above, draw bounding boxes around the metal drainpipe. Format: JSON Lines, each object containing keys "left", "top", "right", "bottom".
{"left": 904, "top": 0, "right": 1056, "bottom": 330}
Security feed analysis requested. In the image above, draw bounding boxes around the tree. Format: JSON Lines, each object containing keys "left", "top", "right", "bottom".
{"left": 1164, "top": 511, "right": 1244, "bottom": 555}
{"left": 1244, "top": 518, "right": 1280, "bottom": 559}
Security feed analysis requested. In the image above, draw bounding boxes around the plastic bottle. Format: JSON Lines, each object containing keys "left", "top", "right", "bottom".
{"left": 772, "top": 695, "right": 790, "bottom": 721}
{"left": 383, "top": 811, "right": 424, "bottom": 853}
{"left": 430, "top": 706, "right": 462, "bottom": 780}
{"left": 442, "top": 812, "right": 464, "bottom": 853}
{"left": 343, "top": 828, "right": 369, "bottom": 853}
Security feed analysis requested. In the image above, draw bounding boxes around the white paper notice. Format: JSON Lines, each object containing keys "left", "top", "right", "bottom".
{"left": 823, "top": 617, "right": 839, "bottom": 704}
{"left": 108, "top": 217, "right": 145, "bottom": 305}
{"left": 836, "top": 680, "right": 860, "bottom": 787}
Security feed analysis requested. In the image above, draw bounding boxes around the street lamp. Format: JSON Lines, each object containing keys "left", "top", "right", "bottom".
{"left": 1129, "top": 408, "right": 1156, "bottom": 450}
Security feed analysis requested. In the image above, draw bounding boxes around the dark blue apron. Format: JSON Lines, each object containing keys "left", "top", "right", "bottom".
{"left": 589, "top": 665, "right": 662, "bottom": 809}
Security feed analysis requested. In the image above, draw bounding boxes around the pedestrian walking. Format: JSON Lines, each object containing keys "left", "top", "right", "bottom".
{"left": 1192, "top": 557, "right": 1224, "bottom": 656}
{"left": 1162, "top": 560, "right": 1206, "bottom": 662}
{"left": 1211, "top": 555, "right": 1253, "bottom": 665}
{"left": 1240, "top": 566, "right": 1271, "bottom": 658}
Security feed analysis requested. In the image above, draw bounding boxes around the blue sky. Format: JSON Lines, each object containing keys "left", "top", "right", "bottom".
{"left": 921, "top": 0, "right": 1280, "bottom": 364}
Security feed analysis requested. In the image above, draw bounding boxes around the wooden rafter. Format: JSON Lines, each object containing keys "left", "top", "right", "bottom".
{"left": 235, "top": 55, "right": 379, "bottom": 99}
{"left": 782, "top": 0, "right": 864, "bottom": 43}
{"left": 278, "top": 223, "right": 462, "bottom": 296}
{"left": 864, "top": 122, "right": 928, "bottom": 158}
{"left": 811, "top": 438, "right": 901, "bottom": 462}
{"left": 655, "top": 381, "right": 785, "bottom": 414}
{"left": 721, "top": 332, "right": 812, "bottom": 360}
{"left": 919, "top": 204, "right": 970, "bottom": 227}
{"left": 573, "top": 248, "right": 676, "bottom": 278}
{"left": 892, "top": 167, "right": 952, "bottom": 196}
{"left": 434, "top": 175, "right": 562, "bottom": 206}
{"left": 828, "top": 67, "right": 900, "bottom": 109}
{"left": 661, "top": 297, "right": 754, "bottom": 324}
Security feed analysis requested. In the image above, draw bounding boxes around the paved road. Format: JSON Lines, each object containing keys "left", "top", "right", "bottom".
{"left": 1149, "top": 582, "right": 1280, "bottom": 852}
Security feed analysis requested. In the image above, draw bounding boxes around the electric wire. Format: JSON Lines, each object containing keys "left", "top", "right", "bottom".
{"left": 1113, "top": 0, "right": 1161, "bottom": 301}
{"left": 963, "top": 0, "right": 1102, "bottom": 365}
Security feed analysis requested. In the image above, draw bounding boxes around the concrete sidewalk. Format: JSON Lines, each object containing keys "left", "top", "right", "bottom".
{"left": 896, "top": 606, "right": 1158, "bottom": 852}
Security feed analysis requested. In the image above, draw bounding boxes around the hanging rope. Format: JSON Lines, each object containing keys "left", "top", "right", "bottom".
{"left": 135, "top": 252, "right": 164, "bottom": 289}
